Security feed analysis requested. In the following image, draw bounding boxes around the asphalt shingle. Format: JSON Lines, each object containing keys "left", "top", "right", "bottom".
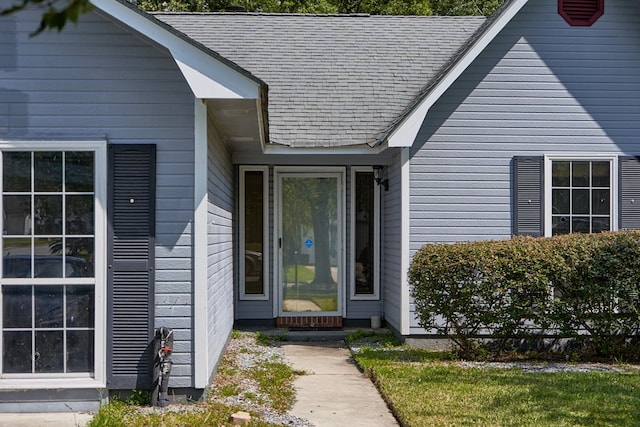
{"left": 154, "top": 13, "right": 486, "bottom": 147}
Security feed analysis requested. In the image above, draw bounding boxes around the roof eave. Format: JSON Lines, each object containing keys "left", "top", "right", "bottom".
{"left": 378, "top": 0, "right": 530, "bottom": 149}
{"left": 91, "top": 0, "right": 265, "bottom": 100}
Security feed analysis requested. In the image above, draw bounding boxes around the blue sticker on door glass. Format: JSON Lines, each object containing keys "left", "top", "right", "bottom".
{"left": 304, "top": 239, "right": 313, "bottom": 248}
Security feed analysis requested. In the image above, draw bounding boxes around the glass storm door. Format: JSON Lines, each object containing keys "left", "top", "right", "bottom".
{"left": 278, "top": 173, "right": 342, "bottom": 315}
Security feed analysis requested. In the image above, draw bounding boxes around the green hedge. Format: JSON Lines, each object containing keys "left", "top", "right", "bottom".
{"left": 409, "top": 231, "right": 640, "bottom": 358}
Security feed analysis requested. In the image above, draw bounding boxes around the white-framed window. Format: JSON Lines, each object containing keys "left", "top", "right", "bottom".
{"left": 0, "top": 142, "right": 106, "bottom": 386}
{"left": 239, "top": 166, "right": 269, "bottom": 300}
{"left": 544, "top": 155, "right": 618, "bottom": 237}
{"left": 350, "top": 167, "right": 380, "bottom": 300}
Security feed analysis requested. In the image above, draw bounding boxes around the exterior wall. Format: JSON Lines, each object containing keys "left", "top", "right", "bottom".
{"left": 206, "top": 115, "right": 235, "bottom": 372}
{"left": 382, "top": 151, "right": 404, "bottom": 333}
{"left": 1, "top": 10, "right": 196, "bottom": 386}
{"left": 408, "top": 0, "right": 640, "bottom": 333}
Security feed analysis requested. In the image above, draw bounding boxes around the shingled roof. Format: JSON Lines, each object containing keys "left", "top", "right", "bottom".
{"left": 155, "top": 13, "right": 486, "bottom": 148}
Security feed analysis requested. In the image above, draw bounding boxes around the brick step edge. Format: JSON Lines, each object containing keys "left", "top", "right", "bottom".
{"left": 276, "top": 316, "right": 343, "bottom": 329}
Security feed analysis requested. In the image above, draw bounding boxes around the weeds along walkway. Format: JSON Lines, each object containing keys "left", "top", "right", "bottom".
{"left": 282, "top": 341, "right": 399, "bottom": 427}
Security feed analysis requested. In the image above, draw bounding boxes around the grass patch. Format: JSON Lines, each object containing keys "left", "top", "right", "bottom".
{"left": 346, "top": 329, "right": 401, "bottom": 346}
{"left": 218, "top": 384, "right": 241, "bottom": 397}
{"left": 256, "top": 331, "right": 288, "bottom": 346}
{"left": 251, "top": 361, "right": 297, "bottom": 412}
{"left": 88, "top": 400, "right": 278, "bottom": 427}
{"left": 353, "top": 345, "right": 640, "bottom": 427}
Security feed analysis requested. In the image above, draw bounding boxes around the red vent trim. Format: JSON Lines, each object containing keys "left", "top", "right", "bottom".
{"left": 559, "top": 0, "right": 604, "bottom": 26}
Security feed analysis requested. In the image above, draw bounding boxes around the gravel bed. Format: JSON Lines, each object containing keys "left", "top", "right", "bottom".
{"left": 137, "top": 333, "right": 313, "bottom": 426}
{"left": 453, "top": 361, "right": 638, "bottom": 373}
{"left": 349, "top": 339, "right": 640, "bottom": 373}
{"left": 209, "top": 333, "right": 314, "bottom": 427}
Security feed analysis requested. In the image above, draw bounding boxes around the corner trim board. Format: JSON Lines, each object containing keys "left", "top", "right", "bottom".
{"left": 400, "top": 148, "right": 411, "bottom": 335}
{"left": 193, "top": 99, "right": 209, "bottom": 388}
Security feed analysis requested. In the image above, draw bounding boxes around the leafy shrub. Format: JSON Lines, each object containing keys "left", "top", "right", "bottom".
{"left": 409, "top": 231, "right": 640, "bottom": 359}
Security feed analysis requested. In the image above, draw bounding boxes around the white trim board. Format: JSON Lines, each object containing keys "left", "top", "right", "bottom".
{"left": 350, "top": 166, "right": 381, "bottom": 301}
{"left": 91, "top": 0, "right": 260, "bottom": 99}
{"left": 400, "top": 148, "right": 411, "bottom": 335}
{"left": 387, "top": 0, "right": 530, "bottom": 148}
{"left": 543, "top": 154, "right": 619, "bottom": 238}
{"left": 273, "top": 167, "right": 346, "bottom": 317}
{"left": 0, "top": 140, "right": 107, "bottom": 388}
{"left": 239, "top": 166, "right": 270, "bottom": 301}
{"left": 193, "top": 99, "right": 209, "bottom": 388}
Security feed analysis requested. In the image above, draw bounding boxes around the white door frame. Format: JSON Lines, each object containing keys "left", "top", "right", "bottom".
{"left": 273, "top": 167, "right": 346, "bottom": 317}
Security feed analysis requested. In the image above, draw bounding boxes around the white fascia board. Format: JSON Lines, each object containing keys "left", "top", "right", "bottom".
{"left": 387, "top": 0, "right": 529, "bottom": 148}
{"left": 91, "top": 0, "right": 260, "bottom": 99}
{"left": 262, "top": 144, "right": 388, "bottom": 156}
{"left": 173, "top": 53, "right": 258, "bottom": 100}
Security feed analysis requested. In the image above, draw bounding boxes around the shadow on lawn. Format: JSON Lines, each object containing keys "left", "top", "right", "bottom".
{"left": 352, "top": 346, "right": 458, "bottom": 363}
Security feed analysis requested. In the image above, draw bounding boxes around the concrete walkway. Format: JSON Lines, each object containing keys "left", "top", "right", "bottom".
{"left": 1, "top": 333, "right": 396, "bottom": 427}
{"left": 0, "top": 412, "right": 92, "bottom": 427}
{"left": 283, "top": 341, "right": 399, "bottom": 427}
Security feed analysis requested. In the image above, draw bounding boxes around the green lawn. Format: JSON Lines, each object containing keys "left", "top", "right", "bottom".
{"left": 352, "top": 345, "right": 640, "bottom": 427}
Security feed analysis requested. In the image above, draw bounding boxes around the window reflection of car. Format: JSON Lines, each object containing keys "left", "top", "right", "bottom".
{"left": 245, "top": 250, "right": 262, "bottom": 277}
{"left": 3, "top": 255, "right": 93, "bottom": 278}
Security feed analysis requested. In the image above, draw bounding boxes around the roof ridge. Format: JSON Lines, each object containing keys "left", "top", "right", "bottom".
{"left": 151, "top": 11, "right": 482, "bottom": 18}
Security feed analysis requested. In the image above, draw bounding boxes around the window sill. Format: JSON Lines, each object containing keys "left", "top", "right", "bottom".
{"left": 239, "top": 294, "right": 269, "bottom": 301}
{"left": 351, "top": 295, "right": 380, "bottom": 301}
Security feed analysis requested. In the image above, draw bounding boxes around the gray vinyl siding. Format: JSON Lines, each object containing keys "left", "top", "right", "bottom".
{"left": 407, "top": 0, "right": 640, "bottom": 332}
{"left": 347, "top": 300, "right": 382, "bottom": 320}
{"left": 1, "top": 10, "right": 196, "bottom": 386}
{"left": 382, "top": 151, "right": 403, "bottom": 333}
{"left": 206, "top": 119, "right": 235, "bottom": 372}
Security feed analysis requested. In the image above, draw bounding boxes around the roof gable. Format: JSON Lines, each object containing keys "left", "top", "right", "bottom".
{"left": 155, "top": 13, "right": 486, "bottom": 148}
{"left": 385, "top": 0, "right": 529, "bottom": 148}
{"left": 91, "top": 0, "right": 262, "bottom": 99}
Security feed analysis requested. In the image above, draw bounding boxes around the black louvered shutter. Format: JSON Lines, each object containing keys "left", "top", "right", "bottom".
{"left": 619, "top": 157, "right": 640, "bottom": 230}
{"left": 513, "top": 156, "right": 544, "bottom": 237}
{"left": 107, "top": 144, "right": 156, "bottom": 389}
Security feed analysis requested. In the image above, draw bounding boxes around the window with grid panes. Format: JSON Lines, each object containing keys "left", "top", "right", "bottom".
{"left": 550, "top": 160, "right": 611, "bottom": 235}
{"left": 1, "top": 151, "right": 95, "bottom": 375}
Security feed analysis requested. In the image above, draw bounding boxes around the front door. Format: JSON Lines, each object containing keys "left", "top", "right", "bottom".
{"left": 276, "top": 170, "right": 343, "bottom": 316}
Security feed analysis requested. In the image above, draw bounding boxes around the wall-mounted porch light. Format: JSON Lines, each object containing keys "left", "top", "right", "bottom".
{"left": 373, "top": 165, "right": 389, "bottom": 191}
